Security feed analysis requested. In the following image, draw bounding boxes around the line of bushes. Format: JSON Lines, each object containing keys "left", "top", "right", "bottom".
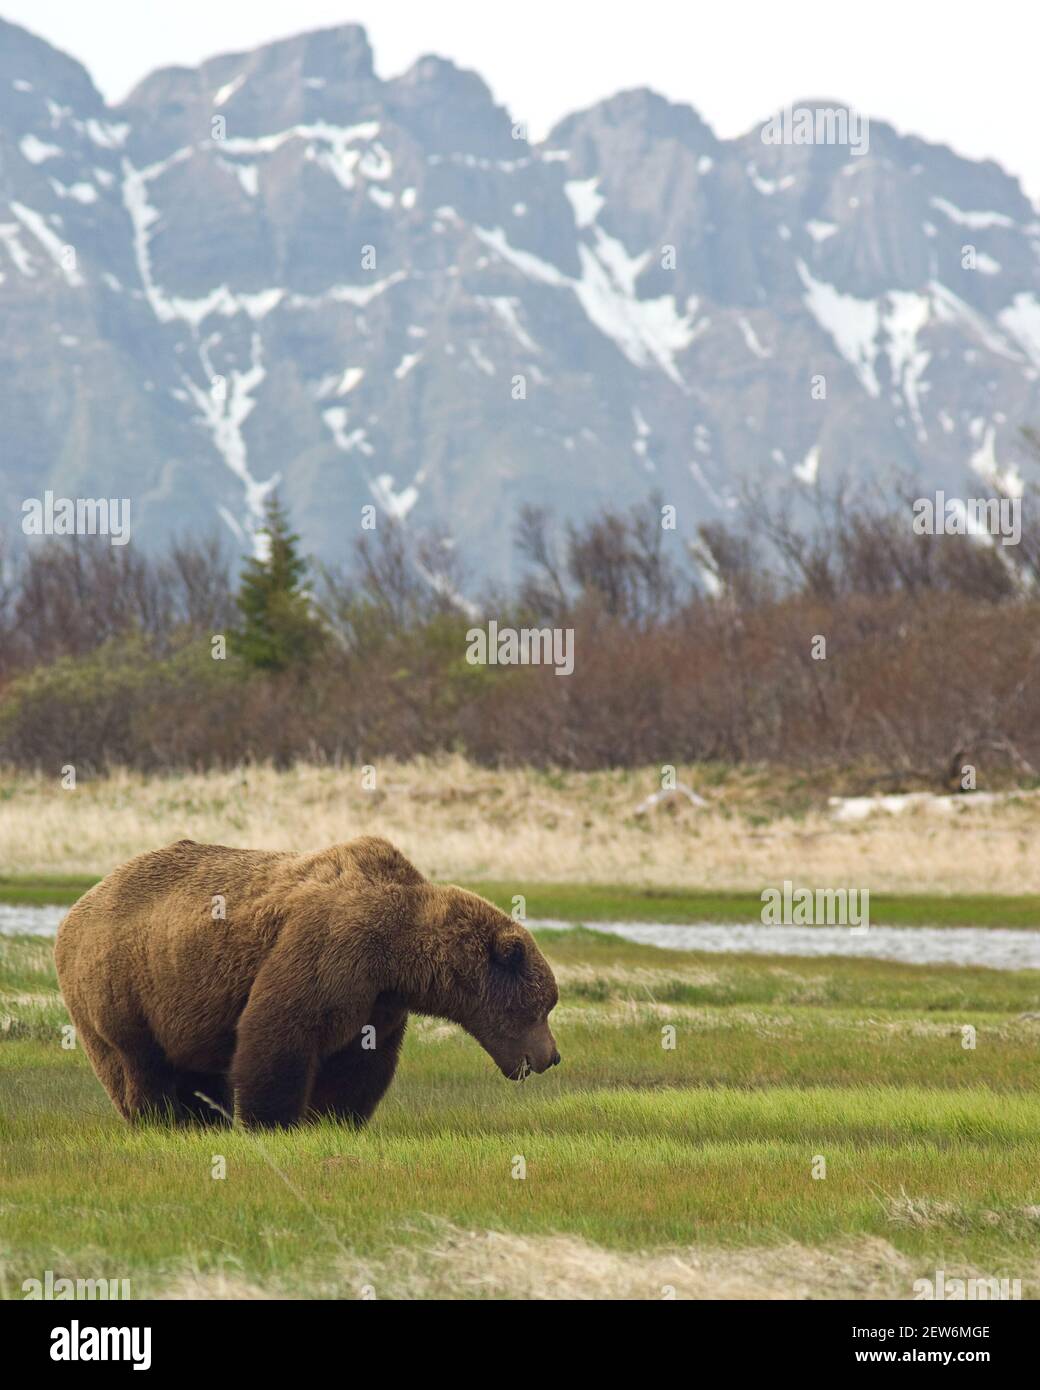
{"left": 1, "top": 483, "right": 1039, "bottom": 781}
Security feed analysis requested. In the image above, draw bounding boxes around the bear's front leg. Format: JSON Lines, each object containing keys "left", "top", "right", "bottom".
{"left": 231, "top": 946, "right": 378, "bottom": 1128}
{"left": 231, "top": 1021, "right": 317, "bottom": 1128}
{"left": 309, "top": 1009, "right": 408, "bottom": 1127}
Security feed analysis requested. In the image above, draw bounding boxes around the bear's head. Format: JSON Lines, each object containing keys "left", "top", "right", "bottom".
{"left": 418, "top": 886, "right": 560, "bottom": 1080}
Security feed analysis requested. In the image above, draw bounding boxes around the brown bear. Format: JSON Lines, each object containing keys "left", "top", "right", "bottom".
{"left": 54, "top": 835, "right": 560, "bottom": 1128}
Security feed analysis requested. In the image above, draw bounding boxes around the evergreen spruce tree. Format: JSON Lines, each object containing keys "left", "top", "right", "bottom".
{"left": 235, "top": 494, "right": 324, "bottom": 671}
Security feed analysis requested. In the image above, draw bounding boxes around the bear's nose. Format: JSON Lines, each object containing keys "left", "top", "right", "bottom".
{"left": 551, "top": 1050, "right": 561, "bottom": 1067}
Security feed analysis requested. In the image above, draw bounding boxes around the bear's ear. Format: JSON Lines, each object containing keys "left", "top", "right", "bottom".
{"left": 492, "top": 933, "right": 526, "bottom": 971}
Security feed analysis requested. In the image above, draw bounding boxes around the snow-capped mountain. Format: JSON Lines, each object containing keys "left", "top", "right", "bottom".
{"left": 2, "top": 18, "right": 1039, "bottom": 580}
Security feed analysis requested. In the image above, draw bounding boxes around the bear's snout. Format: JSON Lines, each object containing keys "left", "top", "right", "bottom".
{"left": 492, "top": 1023, "right": 560, "bottom": 1080}
{"left": 523, "top": 1027, "right": 560, "bottom": 1076}
{"left": 529, "top": 1047, "right": 560, "bottom": 1074}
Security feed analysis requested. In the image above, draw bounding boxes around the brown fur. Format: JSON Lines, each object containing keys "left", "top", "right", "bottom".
{"left": 54, "top": 836, "right": 560, "bottom": 1128}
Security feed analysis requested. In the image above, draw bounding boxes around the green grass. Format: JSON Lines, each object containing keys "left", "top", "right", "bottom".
{"left": 2, "top": 925, "right": 1040, "bottom": 1298}
{"left": 4, "top": 874, "right": 1040, "bottom": 926}
{"left": 475, "top": 883, "right": 1040, "bottom": 927}
{"left": 0, "top": 876, "right": 98, "bottom": 906}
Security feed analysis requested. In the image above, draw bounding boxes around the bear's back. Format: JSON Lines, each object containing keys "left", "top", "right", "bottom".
{"left": 56, "top": 835, "right": 425, "bottom": 962}
{"left": 55, "top": 840, "right": 293, "bottom": 973}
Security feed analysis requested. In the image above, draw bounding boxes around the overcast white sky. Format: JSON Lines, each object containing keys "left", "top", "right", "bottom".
{"left": 4, "top": 0, "right": 1038, "bottom": 200}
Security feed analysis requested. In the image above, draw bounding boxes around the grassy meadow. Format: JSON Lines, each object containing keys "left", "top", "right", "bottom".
{"left": 3, "top": 926, "right": 1040, "bottom": 1299}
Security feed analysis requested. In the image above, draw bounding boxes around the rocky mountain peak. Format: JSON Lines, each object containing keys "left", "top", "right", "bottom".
{"left": 1, "top": 20, "right": 1038, "bottom": 586}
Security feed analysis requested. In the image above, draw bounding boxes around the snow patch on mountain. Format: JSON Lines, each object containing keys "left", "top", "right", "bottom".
{"left": 49, "top": 177, "right": 98, "bottom": 203}
{"left": 19, "top": 133, "right": 62, "bottom": 163}
{"left": 282, "top": 273, "right": 406, "bottom": 315}
{"left": 929, "top": 282, "right": 1021, "bottom": 361}
{"left": 336, "top": 367, "right": 365, "bottom": 395}
{"left": 738, "top": 316, "right": 771, "bottom": 358}
{"left": 218, "top": 158, "right": 258, "bottom": 197}
{"left": 183, "top": 332, "right": 278, "bottom": 542}
{"left": 883, "top": 292, "right": 932, "bottom": 439}
{"left": 213, "top": 74, "right": 246, "bottom": 108}
{"left": 468, "top": 341, "right": 495, "bottom": 375}
{"left": 85, "top": 118, "right": 129, "bottom": 149}
{"left": 473, "top": 225, "right": 567, "bottom": 287}
{"left": 998, "top": 293, "right": 1040, "bottom": 370}
{"left": 479, "top": 295, "right": 538, "bottom": 352}
{"left": 798, "top": 260, "right": 880, "bottom": 396}
{"left": 794, "top": 444, "right": 820, "bottom": 484}
{"left": 474, "top": 224, "right": 695, "bottom": 383}
{"left": 930, "top": 197, "right": 1015, "bottom": 230}
{"left": 564, "top": 177, "right": 604, "bottom": 229}
{"left": 574, "top": 240, "right": 696, "bottom": 383}
{"left": 970, "top": 424, "right": 1023, "bottom": 496}
{"left": 394, "top": 351, "right": 422, "bottom": 379}
{"left": 371, "top": 473, "right": 420, "bottom": 520}
{"left": 0, "top": 220, "right": 36, "bottom": 276}
{"left": 10, "top": 202, "right": 83, "bottom": 286}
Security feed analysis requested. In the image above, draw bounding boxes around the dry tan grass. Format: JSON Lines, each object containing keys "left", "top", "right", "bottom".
{"left": 883, "top": 1193, "right": 1040, "bottom": 1236}
{"left": 411, "top": 997, "right": 1036, "bottom": 1037}
{"left": 552, "top": 961, "right": 723, "bottom": 990}
{"left": 152, "top": 1221, "right": 1038, "bottom": 1300}
{"left": 2, "top": 756, "right": 1037, "bottom": 892}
